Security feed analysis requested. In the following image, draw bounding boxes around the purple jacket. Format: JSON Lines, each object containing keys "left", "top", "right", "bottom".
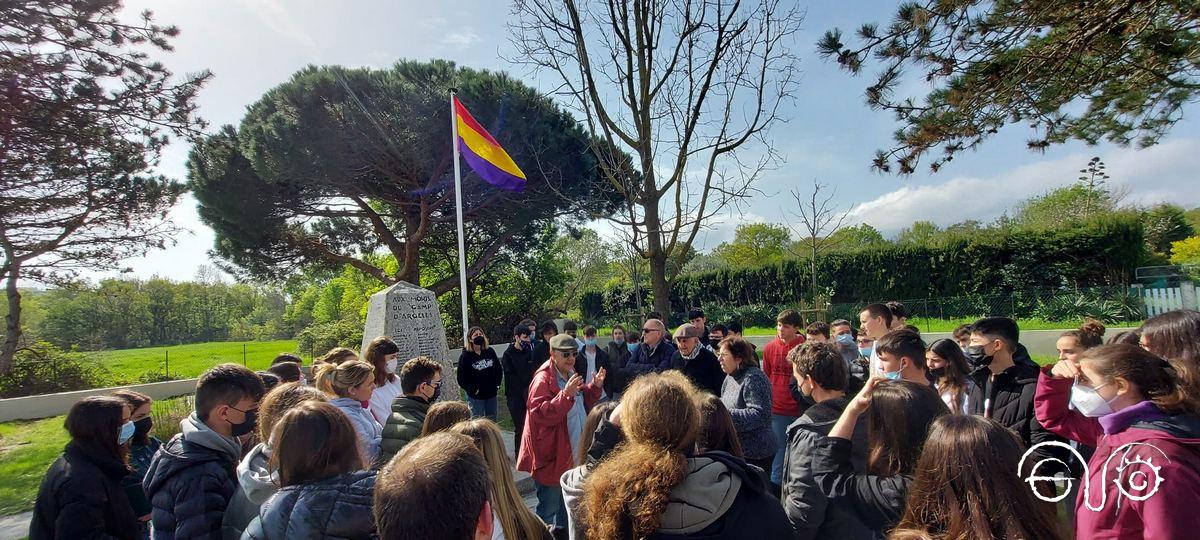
{"left": 1035, "top": 370, "right": 1200, "bottom": 539}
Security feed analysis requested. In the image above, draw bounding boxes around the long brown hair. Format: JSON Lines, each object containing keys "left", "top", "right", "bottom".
{"left": 449, "top": 419, "right": 547, "bottom": 540}
{"left": 1140, "top": 309, "right": 1200, "bottom": 407}
{"left": 269, "top": 401, "right": 363, "bottom": 486}
{"left": 364, "top": 336, "right": 400, "bottom": 387}
{"left": 695, "top": 392, "right": 743, "bottom": 457}
{"left": 65, "top": 396, "right": 131, "bottom": 470}
{"left": 420, "top": 401, "right": 471, "bottom": 436}
{"left": 927, "top": 339, "right": 971, "bottom": 413}
{"left": 889, "top": 415, "right": 1063, "bottom": 540}
{"left": 577, "top": 401, "right": 618, "bottom": 465}
{"left": 257, "top": 382, "right": 329, "bottom": 444}
{"left": 583, "top": 371, "right": 699, "bottom": 540}
{"left": 866, "top": 380, "right": 949, "bottom": 476}
{"left": 314, "top": 359, "right": 374, "bottom": 399}
{"left": 1081, "top": 344, "right": 1195, "bottom": 414}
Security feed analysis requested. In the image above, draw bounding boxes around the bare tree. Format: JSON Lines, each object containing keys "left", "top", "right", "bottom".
{"left": 508, "top": 0, "right": 802, "bottom": 317}
{"left": 787, "top": 182, "right": 850, "bottom": 302}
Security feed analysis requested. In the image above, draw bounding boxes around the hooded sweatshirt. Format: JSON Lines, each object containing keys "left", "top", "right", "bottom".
{"left": 1035, "top": 372, "right": 1200, "bottom": 539}
{"left": 143, "top": 413, "right": 244, "bottom": 540}
{"left": 220, "top": 443, "right": 277, "bottom": 539}
{"left": 560, "top": 450, "right": 791, "bottom": 540}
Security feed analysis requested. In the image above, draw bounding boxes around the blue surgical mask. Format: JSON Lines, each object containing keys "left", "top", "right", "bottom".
{"left": 880, "top": 367, "right": 902, "bottom": 381}
{"left": 858, "top": 346, "right": 873, "bottom": 358}
{"left": 627, "top": 343, "right": 638, "bottom": 353}
{"left": 118, "top": 420, "right": 135, "bottom": 445}
{"left": 585, "top": 338, "right": 597, "bottom": 347}
{"left": 836, "top": 333, "right": 855, "bottom": 346}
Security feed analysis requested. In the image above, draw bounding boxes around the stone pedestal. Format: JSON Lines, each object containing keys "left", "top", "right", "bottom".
{"left": 362, "top": 281, "right": 460, "bottom": 401}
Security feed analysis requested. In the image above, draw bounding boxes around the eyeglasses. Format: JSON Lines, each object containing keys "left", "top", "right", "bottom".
{"left": 674, "top": 337, "right": 695, "bottom": 343}
{"left": 558, "top": 350, "right": 578, "bottom": 358}
{"left": 423, "top": 380, "right": 442, "bottom": 388}
{"left": 642, "top": 328, "right": 660, "bottom": 333}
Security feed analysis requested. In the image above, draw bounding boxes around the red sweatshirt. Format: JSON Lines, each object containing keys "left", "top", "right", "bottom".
{"left": 762, "top": 336, "right": 805, "bottom": 416}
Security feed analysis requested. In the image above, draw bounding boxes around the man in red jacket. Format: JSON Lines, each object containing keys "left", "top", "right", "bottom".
{"left": 763, "top": 309, "right": 806, "bottom": 492}
{"left": 517, "top": 333, "right": 605, "bottom": 536}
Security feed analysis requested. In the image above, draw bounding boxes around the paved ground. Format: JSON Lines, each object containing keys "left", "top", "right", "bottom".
{"left": 0, "top": 430, "right": 537, "bottom": 540}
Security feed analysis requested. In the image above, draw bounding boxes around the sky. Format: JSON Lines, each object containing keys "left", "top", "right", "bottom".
{"left": 86, "top": 0, "right": 1200, "bottom": 282}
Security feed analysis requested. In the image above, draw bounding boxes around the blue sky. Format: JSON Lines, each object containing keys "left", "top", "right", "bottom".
{"left": 90, "top": 0, "right": 1200, "bottom": 282}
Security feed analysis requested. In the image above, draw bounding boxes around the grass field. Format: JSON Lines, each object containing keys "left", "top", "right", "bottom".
{"left": 86, "top": 339, "right": 301, "bottom": 381}
{"left": 0, "top": 416, "right": 69, "bottom": 515}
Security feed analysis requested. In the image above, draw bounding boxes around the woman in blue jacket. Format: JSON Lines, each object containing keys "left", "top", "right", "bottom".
{"left": 243, "top": 401, "right": 376, "bottom": 539}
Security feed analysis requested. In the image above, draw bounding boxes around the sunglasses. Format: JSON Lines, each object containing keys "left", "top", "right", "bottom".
{"left": 642, "top": 328, "right": 661, "bottom": 333}
{"left": 557, "top": 350, "right": 578, "bottom": 357}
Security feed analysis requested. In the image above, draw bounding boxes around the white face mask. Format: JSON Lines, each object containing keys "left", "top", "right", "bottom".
{"left": 386, "top": 358, "right": 398, "bottom": 374}
{"left": 1070, "top": 381, "right": 1117, "bottom": 417}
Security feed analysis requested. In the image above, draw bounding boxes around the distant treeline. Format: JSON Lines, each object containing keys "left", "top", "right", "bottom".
{"left": 15, "top": 278, "right": 293, "bottom": 351}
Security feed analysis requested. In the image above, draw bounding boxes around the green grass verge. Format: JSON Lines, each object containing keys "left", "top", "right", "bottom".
{"left": 0, "top": 395, "right": 199, "bottom": 517}
{"left": 0, "top": 416, "right": 69, "bottom": 515}
{"left": 86, "top": 339, "right": 300, "bottom": 381}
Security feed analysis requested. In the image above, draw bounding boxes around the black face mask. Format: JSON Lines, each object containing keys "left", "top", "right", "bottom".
{"left": 472, "top": 336, "right": 486, "bottom": 347}
{"left": 229, "top": 408, "right": 258, "bottom": 437}
{"left": 133, "top": 417, "right": 153, "bottom": 440}
{"left": 964, "top": 345, "right": 993, "bottom": 368}
{"left": 928, "top": 367, "right": 946, "bottom": 380}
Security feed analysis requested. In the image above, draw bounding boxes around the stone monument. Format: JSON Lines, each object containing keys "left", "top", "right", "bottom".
{"left": 361, "top": 281, "right": 460, "bottom": 401}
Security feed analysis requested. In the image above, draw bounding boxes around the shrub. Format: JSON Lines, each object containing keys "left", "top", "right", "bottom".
{"left": 295, "top": 319, "right": 363, "bottom": 356}
{"left": 0, "top": 342, "right": 121, "bottom": 398}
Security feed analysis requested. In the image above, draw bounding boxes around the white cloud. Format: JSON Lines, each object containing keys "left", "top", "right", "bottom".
{"left": 847, "top": 139, "right": 1200, "bottom": 235}
{"left": 441, "top": 28, "right": 482, "bottom": 48}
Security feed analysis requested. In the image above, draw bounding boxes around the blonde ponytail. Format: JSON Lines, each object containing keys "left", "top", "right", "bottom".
{"left": 313, "top": 360, "right": 374, "bottom": 398}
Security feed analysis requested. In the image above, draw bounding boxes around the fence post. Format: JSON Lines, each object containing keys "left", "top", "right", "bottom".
{"left": 1181, "top": 282, "right": 1197, "bottom": 311}
{"left": 242, "top": 343, "right": 247, "bottom": 366}
{"left": 165, "top": 349, "right": 169, "bottom": 378}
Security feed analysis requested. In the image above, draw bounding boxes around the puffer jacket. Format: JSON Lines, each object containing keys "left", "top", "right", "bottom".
{"left": 143, "top": 413, "right": 242, "bottom": 540}
{"left": 968, "top": 361, "right": 1067, "bottom": 478}
{"left": 618, "top": 340, "right": 676, "bottom": 391}
{"left": 330, "top": 397, "right": 382, "bottom": 466}
{"left": 221, "top": 443, "right": 277, "bottom": 540}
{"left": 379, "top": 395, "right": 430, "bottom": 464}
{"left": 782, "top": 397, "right": 872, "bottom": 540}
{"left": 242, "top": 470, "right": 376, "bottom": 540}
{"left": 30, "top": 442, "right": 139, "bottom": 540}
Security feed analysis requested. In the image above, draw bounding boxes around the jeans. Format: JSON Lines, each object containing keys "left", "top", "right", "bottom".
{"left": 770, "top": 414, "right": 798, "bottom": 485}
{"left": 535, "top": 480, "right": 568, "bottom": 529}
{"left": 467, "top": 396, "right": 498, "bottom": 421}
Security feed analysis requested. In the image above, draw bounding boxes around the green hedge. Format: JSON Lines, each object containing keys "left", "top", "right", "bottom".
{"left": 581, "top": 213, "right": 1145, "bottom": 320}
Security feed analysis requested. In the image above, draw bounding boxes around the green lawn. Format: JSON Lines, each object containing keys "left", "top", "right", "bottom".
{"left": 0, "top": 395, "right": 198, "bottom": 517}
{"left": 86, "top": 339, "right": 300, "bottom": 381}
{"left": 0, "top": 416, "right": 69, "bottom": 515}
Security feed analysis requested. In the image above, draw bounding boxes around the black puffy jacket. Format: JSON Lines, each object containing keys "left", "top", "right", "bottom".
{"left": 30, "top": 442, "right": 139, "bottom": 540}
{"left": 242, "top": 471, "right": 376, "bottom": 540}
{"left": 142, "top": 432, "right": 239, "bottom": 540}
{"left": 968, "top": 360, "right": 1067, "bottom": 478}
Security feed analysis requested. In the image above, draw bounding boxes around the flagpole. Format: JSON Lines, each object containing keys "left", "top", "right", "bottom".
{"left": 450, "top": 90, "right": 470, "bottom": 346}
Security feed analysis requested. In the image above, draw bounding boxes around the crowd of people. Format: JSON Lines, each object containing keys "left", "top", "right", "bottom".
{"left": 27, "top": 305, "right": 1200, "bottom": 540}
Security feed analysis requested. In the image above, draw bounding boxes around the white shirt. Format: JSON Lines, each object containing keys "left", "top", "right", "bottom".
{"left": 368, "top": 376, "right": 403, "bottom": 424}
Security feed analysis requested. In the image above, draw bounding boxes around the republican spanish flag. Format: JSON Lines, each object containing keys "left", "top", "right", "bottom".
{"left": 453, "top": 96, "right": 527, "bottom": 192}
